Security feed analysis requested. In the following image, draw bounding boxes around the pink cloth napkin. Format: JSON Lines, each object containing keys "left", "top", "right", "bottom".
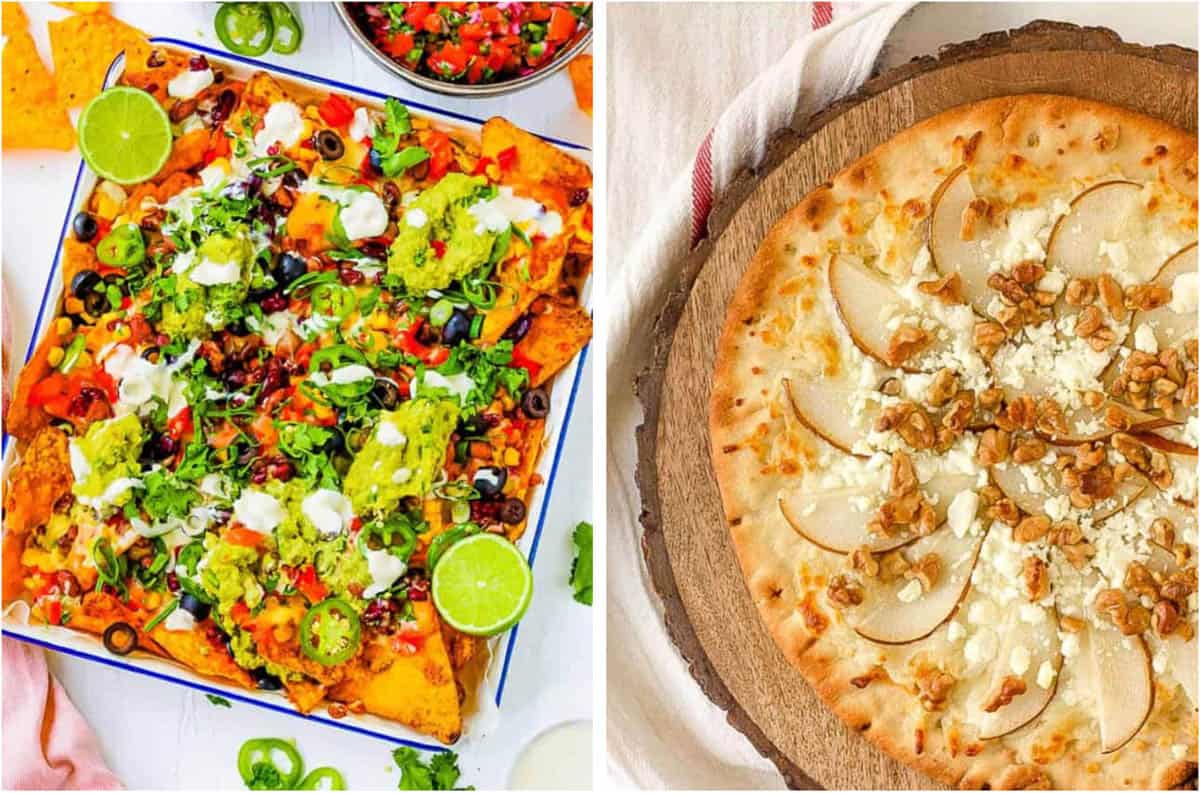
{"left": 2, "top": 638, "right": 123, "bottom": 790}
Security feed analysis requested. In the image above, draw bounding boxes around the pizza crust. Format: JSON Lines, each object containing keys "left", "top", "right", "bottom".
{"left": 711, "top": 95, "right": 1199, "bottom": 789}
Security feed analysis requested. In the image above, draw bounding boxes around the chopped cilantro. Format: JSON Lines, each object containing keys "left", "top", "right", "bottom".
{"left": 140, "top": 469, "right": 198, "bottom": 522}
{"left": 206, "top": 694, "right": 232, "bottom": 708}
{"left": 570, "top": 521, "right": 592, "bottom": 606}
{"left": 393, "top": 747, "right": 471, "bottom": 790}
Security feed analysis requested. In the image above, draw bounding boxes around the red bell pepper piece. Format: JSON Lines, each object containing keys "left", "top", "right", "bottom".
{"left": 44, "top": 599, "right": 63, "bottom": 626}
{"left": 510, "top": 347, "right": 542, "bottom": 381}
{"left": 471, "top": 156, "right": 494, "bottom": 176}
{"left": 430, "top": 239, "right": 447, "bottom": 259}
{"left": 225, "top": 527, "right": 265, "bottom": 548}
{"left": 295, "top": 565, "right": 328, "bottom": 603}
{"left": 497, "top": 145, "right": 519, "bottom": 172}
{"left": 167, "top": 406, "right": 193, "bottom": 440}
{"left": 318, "top": 94, "right": 355, "bottom": 128}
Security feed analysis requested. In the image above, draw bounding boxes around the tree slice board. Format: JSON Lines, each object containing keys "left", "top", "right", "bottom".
{"left": 634, "top": 21, "right": 1197, "bottom": 791}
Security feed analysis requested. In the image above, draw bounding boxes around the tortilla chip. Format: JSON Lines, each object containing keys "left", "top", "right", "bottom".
{"left": 566, "top": 54, "right": 592, "bottom": 116}
{"left": 329, "top": 602, "right": 462, "bottom": 744}
{"left": 2, "top": 2, "right": 28, "bottom": 34}
{"left": 514, "top": 300, "right": 592, "bottom": 387}
{"left": 481, "top": 117, "right": 591, "bottom": 193}
{"left": 3, "top": 427, "right": 73, "bottom": 537}
{"left": 48, "top": 12, "right": 147, "bottom": 108}
{"left": 2, "top": 25, "right": 74, "bottom": 150}
{"left": 52, "top": 2, "right": 108, "bottom": 12}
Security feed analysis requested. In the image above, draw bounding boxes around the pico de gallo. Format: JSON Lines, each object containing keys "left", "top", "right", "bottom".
{"left": 348, "top": 2, "right": 592, "bottom": 85}
{"left": 2, "top": 43, "right": 592, "bottom": 745}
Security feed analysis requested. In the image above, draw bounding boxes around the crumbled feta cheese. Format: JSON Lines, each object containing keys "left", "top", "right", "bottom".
{"left": 896, "top": 579, "right": 922, "bottom": 603}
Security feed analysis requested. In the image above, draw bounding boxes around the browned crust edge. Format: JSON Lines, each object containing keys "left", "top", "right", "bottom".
{"left": 635, "top": 20, "right": 1199, "bottom": 791}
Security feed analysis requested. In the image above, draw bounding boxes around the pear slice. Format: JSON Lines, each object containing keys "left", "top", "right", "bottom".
{"left": 1164, "top": 630, "right": 1198, "bottom": 709}
{"left": 1045, "top": 180, "right": 1156, "bottom": 283}
{"left": 977, "top": 607, "right": 1063, "bottom": 740}
{"left": 990, "top": 460, "right": 1146, "bottom": 521}
{"left": 1087, "top": 622, "right": 1154, "bottom": 753}
{"left": 828, "top": 255, "right": 951, "bottom": 371}
{"left": 1127, "top": 243, "right": 1198, "bottom": 351}
{"left": 928, "top": 165, "right": 1000, "bottom": 315}
{"left": 783, "top": 378, "right": 875, "bottom": 458}
{"left": 779, "top": 472, "right": 977, "bottom": 554}
{"left": 1133, "top": 429, "right": 1197, "bottom": 457}
{"left": 850, "top": 526, "right": 985, "bottom": 645}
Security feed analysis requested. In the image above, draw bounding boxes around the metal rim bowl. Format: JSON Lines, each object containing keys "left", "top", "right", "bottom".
{"left": 334, "top": 3, "right": 592, "bottom": 98}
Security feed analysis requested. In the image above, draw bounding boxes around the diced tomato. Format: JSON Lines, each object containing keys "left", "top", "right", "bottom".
{"left": 225, "top": 527, "right": 264, "bottom": 548}
{"left": 295, "top": 341, "right": 317, "bottom": 369}
{"left": 471, "top": 156, "right": 494, "bottom": 177}
{"left": 44, "top": 599, "right": 63, "bottom": 626}
{"left": 480, "top": 4, "right": 502, "bottom": 23}
{"left": 229, "top": 601, "right": 252, "bottom": 626}
{"left": 28, "top": 373, "right": 69, "bottom": 408}
{"left": 497, "top": 145, "right": 519, "bottom": 172}
{"left": 547, "top": 6, "right": 577, "bottom": 41}
{"left": 92, "top": 219, "right": 112, "bottom": 247}
{"left": 418, "top": 130, "right": 454, "bottom": 180}
{"left": 428, "top": 42, "right": 468, "bottom": 77}
{"left": 295, "top": 565, "right": 328, "bottom": 603}
{"left": 90, "top": 366, "right": 119, "bottom": 403}
{"left": 209, "top": 421, "right": 241, "bottom": 449}
{"left": 260, "top": 385, "right": 293, "bottom": 414}
{"left": 430, "top": 239, "right": 447, "bottom": 259}
{"left": 510, "top": 347, "right": 542, "bottom": 381}
{"left": 459, "top": 21, "right": 487, "bottom": 40}
{"left": 425, "top": 346, "right": 450, "bottom": 366}
{"left": 466, "top": 59, "right": 486, "bottom": 84}
{"left": 383, "top": 31, "right": 415, "bottom": 59}
{"left": 422, "top": 12, "right": 443, "bottom": 34}
{"left": 318, "top": 94, "right": 355, "bottom": 128}
{"left": 404, "top": 1, "right": 432, "bottom": 27}
{"left": 250, "top": 413, "right": 278, "bottom": 448}
{"left": 528, "top": 4, "right": 553, "bottom": 21}
{"left": 167, "top": 406, "right": 193, "bottom": 440}
{"left": 392, "top": 628, "right": 426, "bottom": 655}
{"left": 487, "top": 44, "right": 512, "bottom": 74}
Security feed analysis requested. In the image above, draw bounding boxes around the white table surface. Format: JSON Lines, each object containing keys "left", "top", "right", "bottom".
{"left": 2, "top": 3, "right": 594, "bottom": 789}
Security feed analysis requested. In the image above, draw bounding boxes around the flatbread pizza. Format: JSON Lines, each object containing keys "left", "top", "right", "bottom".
{"left": 711, "top": 95, "right": 1197, "bottom": 789}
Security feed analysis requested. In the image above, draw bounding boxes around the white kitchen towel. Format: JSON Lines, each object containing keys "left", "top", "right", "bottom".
{"left": 606, "top": 3, "right": 914, "bottom": 788}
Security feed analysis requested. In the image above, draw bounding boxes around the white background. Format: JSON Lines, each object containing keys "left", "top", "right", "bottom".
{"left": 2, "top": 2, "right": 594, "bottom": 789}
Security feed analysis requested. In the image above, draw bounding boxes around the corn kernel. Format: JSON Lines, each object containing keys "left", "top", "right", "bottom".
{"left": 143, "top": 592, "right": 161, "bottom": 610}
{"left": 55, "top": 317, "right": 73, "bottom": 336}
{"left": 369, "top": 313, "right": 392, "bottom": 331}
{"left": 503, "top": 448, "right": 521, "bottom": 467}
{"left": 47, "top": 346, "right": 65, "bottom": 367}
{"left": 114, "top": 325, "right": 132, "bottom": 341}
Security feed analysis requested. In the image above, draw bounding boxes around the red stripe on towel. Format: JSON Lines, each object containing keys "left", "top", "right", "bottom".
{"left": 690, "top": 128, "right": 714, "bottom": 247}
{"left": 812, "top": 1, "right": 833, "bottom": 29}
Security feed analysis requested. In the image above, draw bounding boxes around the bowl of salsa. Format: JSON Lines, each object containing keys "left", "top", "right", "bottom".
{"left": 337, "top": 2, "right": 592, "bottom": 97}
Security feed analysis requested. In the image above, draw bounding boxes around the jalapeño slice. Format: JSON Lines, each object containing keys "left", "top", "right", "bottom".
{"left": 215, "top": 3, "right": 275, "bottom": 57}
{"left": 237, "top": 738, "right": 304, "bottom": 790}
{"left": 298, "top": 597, "right": 361, "bottom": 666}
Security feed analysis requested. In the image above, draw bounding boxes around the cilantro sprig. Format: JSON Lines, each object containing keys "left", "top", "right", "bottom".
{"left": 393, "top": 747, "right": 471, "bottom": 790}
{"left": 570, "top": 521, "right": 593, "bottom": 606}
{"left": 373, "top": 98, "right": 430, "bottom": 178}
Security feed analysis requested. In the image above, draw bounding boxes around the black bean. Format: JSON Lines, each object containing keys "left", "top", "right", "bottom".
{"left": 499, "top": 497, "right": 527, "bottom": 525}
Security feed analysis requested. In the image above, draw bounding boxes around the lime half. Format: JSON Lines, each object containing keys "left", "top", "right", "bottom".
{"left": 78, "top": 87, "right": 172, "bottom": 184}
{"left": 431, "top": 534, "right": 533, "bottom": 636}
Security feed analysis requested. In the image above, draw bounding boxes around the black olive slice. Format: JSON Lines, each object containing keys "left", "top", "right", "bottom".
{"left": 102, "top": 621, "right": 138, "bottom": 656}
{"left": 315, "top": 129, "right": 345, "bottom": 161}
{"left": 70, "top": 269, "right": 102, "bottom": 299}
{"left": 521, "top": 387, "right": 550, "bottom": 419}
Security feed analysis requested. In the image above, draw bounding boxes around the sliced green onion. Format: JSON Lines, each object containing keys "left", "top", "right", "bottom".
{"left": 143, "top": 599, "right": 178, "bottom": 632}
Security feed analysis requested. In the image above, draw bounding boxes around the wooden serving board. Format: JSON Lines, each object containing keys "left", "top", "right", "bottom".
{"left": 635, "top": 21, "right": 1198, "bottom": 791}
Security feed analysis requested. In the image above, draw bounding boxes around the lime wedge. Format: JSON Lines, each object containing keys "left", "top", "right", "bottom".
{"left": 431, "top": 534, "right": 533, "bottom": 636}
{"left": 78, "top": 87, "right": 172, "bottom": 185}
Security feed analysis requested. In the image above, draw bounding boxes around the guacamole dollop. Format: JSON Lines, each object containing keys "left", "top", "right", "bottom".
{"left": 263, "top": 480, "right": 371, "bottom": 598}
{"left": 71, "top": 414, "right": 144, "bottom": 508}
{"left": 343, "top": 398, "right": 459, "bottom": 515}
{"left": 201, "top": 536, "right": 264, "bottom": 619}
{"left": 387, "top": 173, "right": 498, "bottom": 293}
{"left": 162, "top": 233, "right": 253, "bottom": 337}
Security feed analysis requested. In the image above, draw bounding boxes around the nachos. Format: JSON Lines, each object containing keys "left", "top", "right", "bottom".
{"left": 2, "top": 45, "right": 592, "bottom": 743}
